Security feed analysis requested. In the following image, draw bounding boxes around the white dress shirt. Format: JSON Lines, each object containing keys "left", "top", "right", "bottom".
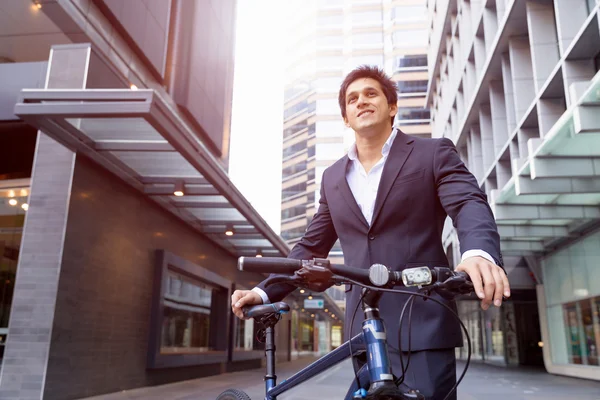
{"left": 253, "top": 129, "right": 495, "bottom": 304}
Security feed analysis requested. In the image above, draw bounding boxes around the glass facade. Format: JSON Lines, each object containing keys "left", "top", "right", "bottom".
{"left": 161, "top": 271, "right": 214, "bottom": 354}
{"left": 0, "top": 183, "right": 28, "bottom": 363}
{"left": 456, "top": 300, "right": 509, "bottom": 364}
{"left": 543, "top": 229, "right": 600, "bottom": 368}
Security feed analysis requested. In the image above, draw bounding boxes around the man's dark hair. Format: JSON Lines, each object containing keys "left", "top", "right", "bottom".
{"left": 338, "top": 65, "right": 398, "bottom": 126}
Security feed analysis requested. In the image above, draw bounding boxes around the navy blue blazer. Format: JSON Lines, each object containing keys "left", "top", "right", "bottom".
{"left": 257, "top": 130, "right": 502, "bottom": 351}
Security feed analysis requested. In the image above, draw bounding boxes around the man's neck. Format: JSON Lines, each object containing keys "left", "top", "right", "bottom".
{"left": 355, "top": 126, "right": 393, "bottom": 172}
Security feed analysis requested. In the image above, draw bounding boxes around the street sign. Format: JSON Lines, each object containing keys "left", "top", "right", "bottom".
{"left": 304, "top": 299, "right": 324, "bottom": 309}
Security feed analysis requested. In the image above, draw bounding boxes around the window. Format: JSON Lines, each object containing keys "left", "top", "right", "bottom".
{"left": 282, "top": 182, "right": 307, "bottom": 199}
{"left": 161, "top": 272, "right": 214, "bottom": 353}
{"left": 148, "top": 251, "right": 231, "bottom": 368}
{"left": 317, "top": 55, "right": 344, "bottom": 70}
{"left": 351, "top": 10, "right": 382, "bottom": 25}
{"left": 284, "top": 120, "right": 309, "bottom": 139}
{"left": 316, "top": 99, "right": 340, "bottom": 114}
{"left": 396, "top": 55, "right": 428, "bottom": 69}
{"left": 396, "top": 107, "right": 431, "bottom": 120}
{"left": 392, "top": 29, "right": 428, "bottom": 48}
{"left": 316, "top": 120, "right": 344, "bottom": 138}
{"left": 234, "top": 318, "right": 255, "bottom": 350}
{"left": 317, "top": 14, "right": 343, "bottom": 27}
{"left": 390, "top": 5, "right": 426, "bottom": 22}
{"left": 352, "top": 32, "right": 383, "bottom": 48}
{"left": 397, "top": 80, "right": 428, "bottom": 94}
{"left": 317, "top": 35, "right": 344, "bottom": 50}
{"left": 563, "top": 297, "right": 600, "bottom": 366}
{"left": 283, "top": 141, "right": 307, "bottom": 158}
{"left": 0, "top": 183, "right": 28, "bottom": 358}
{"left": 282, "top": 205, "right": 306, "bottom": 221}
{"left": 347, "top": 55, "right": 384, "bottom": 69}
{"left": 314, "top": 77, "right": 342, "bottom": 93}
{"left": 283, "top": 161, "right": 307, "bottom": 177}
{"left": 316, "top": 143, "right": 344, "bottom": 160}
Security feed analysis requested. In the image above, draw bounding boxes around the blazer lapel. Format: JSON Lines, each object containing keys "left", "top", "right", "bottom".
{"left": 335, "top": 156, "right": 369, "bottom": 229}
{"left": 370, "top": 131, "right": 414, "bottom": 230}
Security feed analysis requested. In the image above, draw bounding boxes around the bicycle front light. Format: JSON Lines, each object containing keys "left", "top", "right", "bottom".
{"left": 402, "top": 266, "right": 432, "bottom": 287}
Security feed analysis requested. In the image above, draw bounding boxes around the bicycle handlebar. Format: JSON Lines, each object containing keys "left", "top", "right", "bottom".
{"left": 238, "top": 256, "right": 471, "bottom": 290}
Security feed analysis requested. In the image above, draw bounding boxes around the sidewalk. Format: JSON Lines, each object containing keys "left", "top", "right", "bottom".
{"left": 80, "top": 358, "right": 600, "bottom": 400}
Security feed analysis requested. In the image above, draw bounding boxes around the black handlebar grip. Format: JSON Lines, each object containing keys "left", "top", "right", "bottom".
{"left": 329, "top": 264, "right": 370, "bottom": 283}
{"left": 237, "top": 256, "right": 302, "bottom": 274}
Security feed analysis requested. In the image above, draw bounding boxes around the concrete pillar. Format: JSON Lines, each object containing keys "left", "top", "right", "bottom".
{"left": 471, "top": 0, "right": 484, "bottom": 26}
{"left": 554, "top": 0, "right": 590, "bottom": 55}
{"left": 483, "top": 5, "right": 499, "bottom": 53}
{"left": 537, "top": 97, "right": 566, "bottom": 138}
{"left": 479, "top": 104, "right": 495, "bottom": 172}
{"left": 459, "top": 1, "right": 473, "bottom": 60}
{"left": 501, "top": 53, "right": 517, "bottom": 133}
{"left": 473, "top": 35, "right": 487, "bottom": 79}
{"left": 497, "top": 0, "right": 508, "bottom": 22}
{"left": 469, "top": 126, "right": 484, "bottom": 182}
{"left": 456, "top": 88, "right": 465, "bottom": 122}
{"left": 465, "top": 59, "right": 476, "bottom": 101}
{"left": 497, "top": 159, "right": 512, "bottom": 190}
{"left": 509, "top": 138, "right": 520, "bottom": 175}
{"left": 0, "top": 44, "right": 89, "bottom": 400}
{"left": 518, "top": 128, "right": 539, "bottom": 158}
{"left": 509, "top": 37, "right": 536, "bottom": 124}
{"left": 489, "top": 80, "right": 509, "bottom": 155}
{"left": 563, "top": 60, "right": 597, "bottom": 107}
{"left": 526, "top": 0, "right": 560, "bottom": 93}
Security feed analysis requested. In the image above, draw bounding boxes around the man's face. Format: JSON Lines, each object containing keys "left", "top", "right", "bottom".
{"left": 343, "top": 78, "right": 397, "bottom": 135}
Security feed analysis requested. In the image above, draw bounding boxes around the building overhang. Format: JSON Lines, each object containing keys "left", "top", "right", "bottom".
{"left": 490, "top": 73, "right": 600, "bottom": 257}
{"left": 14, "top": 88, "right": 290, "bottom": 259}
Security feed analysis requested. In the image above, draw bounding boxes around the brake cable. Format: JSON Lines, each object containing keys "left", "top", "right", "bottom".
{"left": 341, "top": 278, "right": 472, "bottom": 400}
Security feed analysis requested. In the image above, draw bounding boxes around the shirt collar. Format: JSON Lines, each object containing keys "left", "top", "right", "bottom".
{"left": 348, "top": 128, "right": 397, "bottom": 161}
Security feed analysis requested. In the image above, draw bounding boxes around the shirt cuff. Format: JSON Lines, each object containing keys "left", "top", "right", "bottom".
{"left": 461, "top": 249, "right": 496, "bottom": 265}
{"left": 252, "top": 287, "right": 270, "bottom": 304}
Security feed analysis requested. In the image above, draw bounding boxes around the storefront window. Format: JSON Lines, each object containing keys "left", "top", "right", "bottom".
{"left": 149, "top": 250, "right": 231, "bottom": 368}
{"left": 543, "top": 229, "right": 600, "bottom": 367}
{"left": 563, "top": 298, "right": 600, "bottom": 366}
{"left": 161, "top": 272, "right": 214, "bottom": 353}
{"left": 0, "top": 183, "right": 28, "bottom": 362}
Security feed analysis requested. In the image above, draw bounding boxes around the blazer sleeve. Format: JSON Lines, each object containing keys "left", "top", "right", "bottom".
{"left": 255, "top": 172, "right": 339, "bottom": 302}
{"left": 433, "top": 138, "right": 503, "bottom": 267}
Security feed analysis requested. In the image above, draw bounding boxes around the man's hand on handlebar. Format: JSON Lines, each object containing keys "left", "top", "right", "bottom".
{"left": 231, "top": 290, "right": 262, "bottom": 320}
{"left": 455, "top": 256, "right": 510, "bottom": 310}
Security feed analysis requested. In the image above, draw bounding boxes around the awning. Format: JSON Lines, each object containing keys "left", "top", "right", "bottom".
{"left": 13, "top": 88, "right": 289, "bottom": 258}
{"left": 491, "top": 72, "right": 600, "bottom": 257}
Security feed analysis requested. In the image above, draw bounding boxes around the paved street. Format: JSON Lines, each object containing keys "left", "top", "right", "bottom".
{"left": 81, "top": 357, "right": 600, "bottom": 400}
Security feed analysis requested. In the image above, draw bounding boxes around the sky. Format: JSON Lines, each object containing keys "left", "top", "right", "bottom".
{"left": 228, "top": 0, "right": 286, "bottom": 234}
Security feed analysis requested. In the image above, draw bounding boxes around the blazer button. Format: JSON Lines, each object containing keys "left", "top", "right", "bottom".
{"left": 369, "top": 235, "right": 375, "bottom": 240}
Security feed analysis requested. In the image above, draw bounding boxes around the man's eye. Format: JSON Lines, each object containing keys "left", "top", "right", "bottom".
{"left": 348, "top": 98, "right": 356, "bottom": 103}
{"left": 368, "top": 92, "right": 376, "bottom": 96}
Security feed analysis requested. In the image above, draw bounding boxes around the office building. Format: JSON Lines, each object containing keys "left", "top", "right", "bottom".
{"left": 427, "top": 0, "right": 600, "bottom": 379}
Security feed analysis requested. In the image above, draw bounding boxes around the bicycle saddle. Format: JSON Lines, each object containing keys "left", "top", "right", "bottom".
{"left": 243, "top": 302, "right": 290, "bottom": 318}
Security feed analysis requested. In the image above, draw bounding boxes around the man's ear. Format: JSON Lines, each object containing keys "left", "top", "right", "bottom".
{"left": 343, "top": 116, "right": 350, "bottom": 127}
{"left": 389, "top": 103, "right": 398, "bottom": 118}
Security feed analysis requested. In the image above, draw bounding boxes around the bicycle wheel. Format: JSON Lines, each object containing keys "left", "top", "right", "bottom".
{"left": 216, "top": 388, "right": 251, "bottom": 400}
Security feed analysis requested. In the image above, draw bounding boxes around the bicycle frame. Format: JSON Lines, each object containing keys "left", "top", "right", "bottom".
{"left": 262, "top": 290, "right": 395, "bottom": 400}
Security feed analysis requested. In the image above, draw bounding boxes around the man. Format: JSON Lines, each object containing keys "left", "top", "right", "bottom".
{"left": 232, "top": 66, "right": 510, "bottom": 399}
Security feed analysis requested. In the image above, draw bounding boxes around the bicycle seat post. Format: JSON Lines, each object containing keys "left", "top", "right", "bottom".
{"left": 262, "top": 316, "right": 278, "bottom": 394}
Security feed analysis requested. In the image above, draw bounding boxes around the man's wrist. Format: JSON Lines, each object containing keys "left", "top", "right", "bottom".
{"left": 251, "top": 287, "right": 269, "bottom": 304}
{"left": 461, "top": 249, "right": 496, "bottom": 265}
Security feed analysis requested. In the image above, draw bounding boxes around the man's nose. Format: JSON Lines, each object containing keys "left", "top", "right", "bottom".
{"left": 357, "top": 95, "right": 368, "bottom": 107}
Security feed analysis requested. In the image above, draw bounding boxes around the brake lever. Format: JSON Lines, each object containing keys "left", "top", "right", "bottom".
{"left": 422, "top": 272, "right": 474, "bottom": 300}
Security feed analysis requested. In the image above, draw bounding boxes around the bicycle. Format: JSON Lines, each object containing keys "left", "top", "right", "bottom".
{"left": 217, "top": 257, "right": 475, "bottom": 400}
